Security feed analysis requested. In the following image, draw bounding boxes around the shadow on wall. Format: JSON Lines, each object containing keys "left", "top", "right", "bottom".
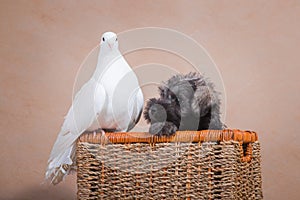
{"left": 5, "top": 186, "right": 75, "bottom": 200}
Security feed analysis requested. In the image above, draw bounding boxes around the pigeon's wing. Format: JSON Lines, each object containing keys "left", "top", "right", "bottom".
{"left": 49, "top": 80, "right": 106, "bottom": 158}
{"left": 46, "top": 79, "right": 106, "bottom": 184}
{"left": 127, "top": 88, "right": 144, "bottom": 131}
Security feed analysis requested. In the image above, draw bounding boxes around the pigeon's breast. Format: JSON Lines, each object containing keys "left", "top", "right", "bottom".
{"left": 91, "top": 56, "right": 141, "bottom": 131}
{"left": 93, "top": 101, "right": 130, "bottom": 131}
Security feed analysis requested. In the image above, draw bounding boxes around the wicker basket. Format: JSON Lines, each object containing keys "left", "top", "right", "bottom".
{"left": 77, "top": 130, "right": 263, "bottom": 200}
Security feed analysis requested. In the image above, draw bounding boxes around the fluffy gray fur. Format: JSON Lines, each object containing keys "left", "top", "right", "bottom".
{"left": 144, "top": 72, "right": 225, "bottom": 136}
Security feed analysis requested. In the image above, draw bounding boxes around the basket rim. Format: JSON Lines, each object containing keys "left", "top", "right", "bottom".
{"left": 78, "top": 129, "right": 258, "bottom": 144}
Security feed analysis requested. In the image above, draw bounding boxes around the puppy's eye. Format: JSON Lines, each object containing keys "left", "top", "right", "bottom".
{"left": 102, "top": 37, "right": 105, "bottom": 42}
{"left": 178, "top": 98, "right": 183, "bottom": 104}
{"left": 115, "top": 38, "right": 118, "bottom": 41}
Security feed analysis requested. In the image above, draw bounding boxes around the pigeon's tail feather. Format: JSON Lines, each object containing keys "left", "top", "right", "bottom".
{"left": 45, "top": 142, "right": 76, "bottom": 185}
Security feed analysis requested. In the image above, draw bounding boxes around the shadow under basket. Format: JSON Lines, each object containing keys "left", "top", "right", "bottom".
{"left": 76, "top": 129, "right": 263, "bottom": 200}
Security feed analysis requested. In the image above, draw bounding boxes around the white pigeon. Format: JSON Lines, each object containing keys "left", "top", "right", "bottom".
{"left": 45, "top": 32, "right": 144, "bottom": 185}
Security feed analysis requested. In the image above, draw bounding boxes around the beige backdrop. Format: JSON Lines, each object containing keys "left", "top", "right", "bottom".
{"left": 1, "top": 1, "right": 299, "bottom": 199}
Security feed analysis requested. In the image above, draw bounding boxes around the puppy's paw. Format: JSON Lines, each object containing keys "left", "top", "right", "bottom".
{"left": 162, "top": 122, "right": 178, "bottom": 136}
{"left": 149, "top": 122, "right": 178, "bottom": 136}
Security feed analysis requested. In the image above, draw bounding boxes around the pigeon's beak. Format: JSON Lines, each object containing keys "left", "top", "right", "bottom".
{"left": 108, "top": 42, "right": 114, "bottom": 50}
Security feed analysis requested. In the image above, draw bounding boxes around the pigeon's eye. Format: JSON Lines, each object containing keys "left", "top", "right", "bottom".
{"left": 102, "top": 37, "right": 105, "bottom": 42}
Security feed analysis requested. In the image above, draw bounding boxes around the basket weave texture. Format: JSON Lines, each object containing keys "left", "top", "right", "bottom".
{"left": 77, "top": 129, "right": 263, "bottom": 200}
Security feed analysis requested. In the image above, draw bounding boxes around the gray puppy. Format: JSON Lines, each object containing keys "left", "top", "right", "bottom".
{"left": 144, "top": 72, "right": 225, "bottom": 136}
